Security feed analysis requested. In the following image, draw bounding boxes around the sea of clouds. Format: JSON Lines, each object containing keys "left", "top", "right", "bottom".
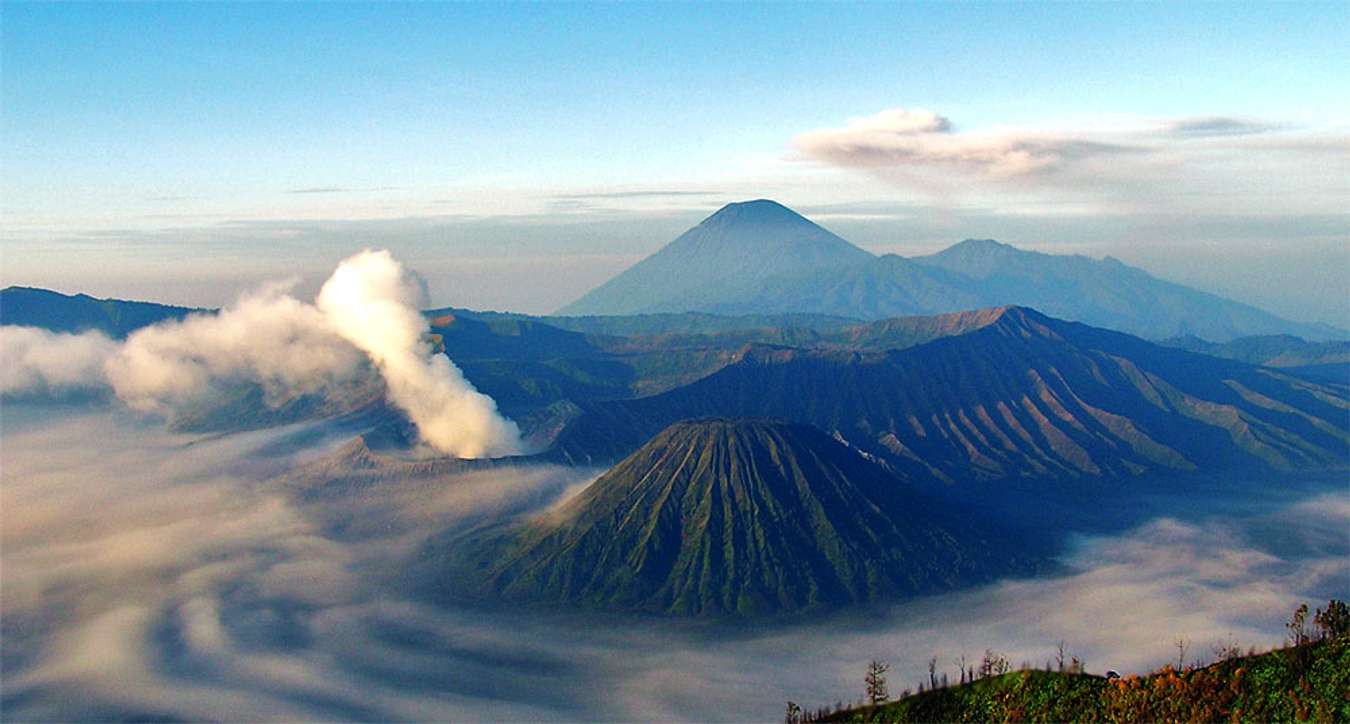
{"left": 3, "top": 402, "right": 1345, "bottom": 721}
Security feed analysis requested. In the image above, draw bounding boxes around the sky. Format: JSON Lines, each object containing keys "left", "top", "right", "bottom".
{"left": 2, "top": 2, "right": 1348, "bottom": 323}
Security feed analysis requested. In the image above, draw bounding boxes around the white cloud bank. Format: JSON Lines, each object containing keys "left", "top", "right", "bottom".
{"left": 0, "top": 326, "right": 118, "bottom": 396}
{"left": 1, "top": 407, "right": 1344, "bottom": 721}
{"left": 1, "top": 250, "right": 522, "bottom": 458}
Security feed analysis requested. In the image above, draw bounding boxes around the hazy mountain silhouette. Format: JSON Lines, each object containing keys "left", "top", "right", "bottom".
{"left": 558, "top": 202, "right": 1343, "bottom": 341}
{"left": 0, "top": 286, "right": 200, "bottom": 338}
{"left": 557, "top": 199, "right": 873, "bottom": 316}
{"left": 1161, "top": 334, "right": 1349, "bottom": 384}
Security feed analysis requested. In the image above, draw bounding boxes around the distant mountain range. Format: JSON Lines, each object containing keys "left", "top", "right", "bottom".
{"left": 442, "top": 418, "right": 1042, "bottom": 616}
{"left": 1161, "top": 334, "right": 1349, "bottom": 384}
{"left": 0, "top": 286, "right": 200, "bottom": 338}
{"left": 560, "top": 199, "right": 1343, "bottom": 342}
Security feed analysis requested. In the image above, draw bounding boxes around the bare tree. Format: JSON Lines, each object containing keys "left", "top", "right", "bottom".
{"left": 783, "top": 701, "right": 802, "bottom": 724}
{"left": 1213, "top": 637, "right": 1244, "bottom": 662}
{"left": 955, "top": 655, "right": 968, "bottom": 684}
{"left": 928, "top": 657, "right": 938, "bottom": 690}
{"left": 1055, "top": 640, "right": 1066, "bottom": 673}
{"left": 1315, "top": 599, "right": 1349, "bottom": 640}
{"left": 1175, "top": 638, "right": 1190, "bottom": 670}
{"left": 979, "top": 649, "right": 1010, "bottom": 679}
{"left": 864, "top": 660, "right": 890, "bottom": 706}
{"left": 1288, "top": 603, "right": 1311, "bottom": 647}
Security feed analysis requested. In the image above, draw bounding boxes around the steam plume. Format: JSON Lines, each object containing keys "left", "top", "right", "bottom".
{"left": 4, "top": 250, "right": 522, "bottom": 458}
{"left": 106, "top": 283, "right": 369, "bottom": 413}
{"left": 316, "top": 250, "right": 522, "bottom": 458}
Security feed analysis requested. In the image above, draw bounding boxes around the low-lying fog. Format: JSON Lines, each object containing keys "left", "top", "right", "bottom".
{"left": 3, "top": 404, "right": 1347, "bottom": 721}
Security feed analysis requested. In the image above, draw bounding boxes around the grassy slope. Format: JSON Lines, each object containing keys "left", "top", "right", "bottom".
{"left": 459, "top": 419, "right": 1042, "bottom": 617}
{"left": 823, "top": 637, "right": 1348, "bottom": 723}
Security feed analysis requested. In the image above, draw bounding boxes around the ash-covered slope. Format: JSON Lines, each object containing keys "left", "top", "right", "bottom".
{"left": 459, "top": 419, "right": 1039, "bottom": 616}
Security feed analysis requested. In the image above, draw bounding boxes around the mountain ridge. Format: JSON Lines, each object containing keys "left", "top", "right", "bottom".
{"left": 0, "top": 285, "right": 202, "bottom": 338}
{"left": 548, "top": 306, "right": 1350, "bottom": 480}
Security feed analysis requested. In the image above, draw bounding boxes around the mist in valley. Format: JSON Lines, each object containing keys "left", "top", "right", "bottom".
{"left": 3, "top": 403, "right": 1344, "bottom": 721}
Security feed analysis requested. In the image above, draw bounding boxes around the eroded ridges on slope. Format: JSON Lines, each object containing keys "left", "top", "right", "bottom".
{"left": 474, "top": 419, "right": 1038, "bottom": 615}
{"left": 552, "top": 309, "right": 1349, "bottom": 481}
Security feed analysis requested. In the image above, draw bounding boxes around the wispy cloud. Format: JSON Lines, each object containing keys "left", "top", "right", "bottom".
{"left": 792, "top": 108, "right": 1143, "bottom": 178}
{"left": 550, "top": 190, "right": 724, "bottom": 201}
{"left": 286, "top": 186, "right": 351, "bottom": 194}
{"left": 791, "top": 108, "right": 1344, "bottom": 183}
{"left": 284, "top": 186, "right": 405, "bottom": 195}
{"left": 1164, "top": 116, "right": 1285, "bottom": 138}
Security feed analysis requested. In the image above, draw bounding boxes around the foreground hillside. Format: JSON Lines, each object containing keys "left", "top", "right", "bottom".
{"left": 812, "top": 635, "right": 1349, "bottom": 723}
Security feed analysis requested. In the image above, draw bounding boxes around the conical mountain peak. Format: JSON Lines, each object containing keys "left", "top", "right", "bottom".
{"left": 947, "top": 238, "right": 1018, "bottom": 253}
{"left": 700, "top": 199, "right": 814, "bottom": 228}
{"left": 557, "top": 201, "right": 872, "bottom": 316}
{"left": 462, "top": 418, "right": 1039, "bottom": 616}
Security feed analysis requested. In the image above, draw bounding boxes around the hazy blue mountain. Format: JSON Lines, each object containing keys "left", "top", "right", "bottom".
{"left": 0, "top": 286, "right": 201, "bottom": 338}
{"left": 559, "top": 201, "right": 1342, "bottom": 342}
{"left": 1161, "top": 333, "right": 1350, "bottom": 384}
{"left": 556, "top": 199, "right": 874, "bottom": 315}
{"left": 448, "top": 418, "right": 1042, "bottom": 616}
{"left": 707, "top": 253, "right": 982, "bottom": 320}
{"left": 1160, "top": 333, "right": 1350, "bottom": 368}
{"left": 550, "top": 307, "right": 1350, "bottom": 481}
{"left": 446, "top": 308, "right": 861, "bottom": 337}
{"left": 909, "top": 239, "right": 1342, "bottom": 342}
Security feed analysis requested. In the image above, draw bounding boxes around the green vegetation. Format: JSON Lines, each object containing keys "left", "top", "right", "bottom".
{"left": 448, "top": 419, "right": 1042, "bottom": 616}
{"left": 795, "top": 601, "right": 1350, "bottom": 723}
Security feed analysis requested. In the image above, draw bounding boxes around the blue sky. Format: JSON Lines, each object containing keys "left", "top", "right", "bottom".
{"left": 2, "top": 2, "right": 1348, "bottom": 321}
